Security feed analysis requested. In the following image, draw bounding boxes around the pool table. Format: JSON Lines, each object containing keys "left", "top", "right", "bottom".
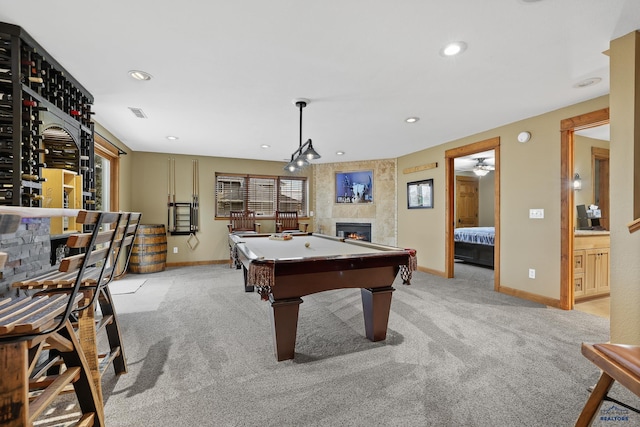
{"left": 229, "top": 233, "right": 417, "bottom": 361}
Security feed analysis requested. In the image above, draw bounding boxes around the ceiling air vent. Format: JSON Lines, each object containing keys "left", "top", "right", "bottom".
{"left": 128, "top": 107, "right": 147, "bottom": 119}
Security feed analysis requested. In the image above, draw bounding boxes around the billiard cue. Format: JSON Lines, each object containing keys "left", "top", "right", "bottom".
{"left": 167, "top": 158, "right": 171, "bottom": 231}
{"left": 173, "top": 158, "right": 177, "bottom": 233}
{"left": 194, "top": 159, "right": 199, "bottom": 231}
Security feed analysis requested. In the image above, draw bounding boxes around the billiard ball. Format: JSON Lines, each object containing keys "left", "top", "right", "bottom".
{"left": 305, "top": 242, "right": 310, "bottom": 248}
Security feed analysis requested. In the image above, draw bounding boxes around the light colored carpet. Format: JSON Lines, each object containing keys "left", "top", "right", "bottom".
{"left": 35, "top": 263, "right": 639, "bottom": 426}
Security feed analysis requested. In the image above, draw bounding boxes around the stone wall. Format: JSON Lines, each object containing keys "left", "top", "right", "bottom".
{"left": 313, "top": 159, "right": 397, "bottom": 246}
{"left": 0, "top": 217, "right": 53, "bottom": 296}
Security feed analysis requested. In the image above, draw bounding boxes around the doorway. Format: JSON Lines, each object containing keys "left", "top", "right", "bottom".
{"left": 559, "top": 108, "right": 610, "bottom": 310}
{"left": 445, "top": 137, "right": 500, "bottom": 289}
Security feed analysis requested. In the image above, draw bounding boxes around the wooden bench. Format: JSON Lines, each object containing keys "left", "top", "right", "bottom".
{"left": 575, "top": 343, "right": 640, "bottom": 425}
{"left": 0, "top": 211, "right": 124, "bottom": 426}
{"left": 12, "top": 211, "right": 141, "bottom": 407}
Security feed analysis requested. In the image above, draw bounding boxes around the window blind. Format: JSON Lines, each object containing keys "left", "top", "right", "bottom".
{"left": 215, "top": 173, "right": 308, "bottom": 217}
{"left": 279, "top": 178, "right": 306, "bottom": 215}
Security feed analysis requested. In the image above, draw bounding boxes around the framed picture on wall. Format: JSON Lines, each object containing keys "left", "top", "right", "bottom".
{"left": 335, "top": 170, "right": 373, "bottom": 204}
{"left": 407, "top": 179, "right": 433, "bottom": 209}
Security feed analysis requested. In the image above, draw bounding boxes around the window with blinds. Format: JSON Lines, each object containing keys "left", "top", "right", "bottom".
{"left": 216, "top": 175, "right": 245, "bottom": 214}
{"left": 247, "top": 177, "right": 276, "bottom": 216}
{"left": 279, "top": 178, "right": 306, "bottom": 214}
{"left": 215, "top": 173, "right": 308, "bottom": 217}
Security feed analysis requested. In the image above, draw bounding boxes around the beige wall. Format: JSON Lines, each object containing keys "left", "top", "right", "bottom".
{"left": 397, "top": 95, "right": 609, "bottom": 303}
{"left": 127, "top": 152, "right": 312, "bottom": 264}
{"left": 478, "top": 171, "right": 495, "bottom": 226}
{"left": 609, "top": 31, "right": 640, "bottom": 344}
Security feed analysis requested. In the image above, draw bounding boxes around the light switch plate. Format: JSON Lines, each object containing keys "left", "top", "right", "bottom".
{"left": 529, "top": 209, "right": 544, "bottom": 219}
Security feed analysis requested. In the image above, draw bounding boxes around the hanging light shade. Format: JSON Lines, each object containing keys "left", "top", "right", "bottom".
{"left": 301, "top": 139, "right": 321, "bottom": 160}
{"left": 473, "top": 167, "right": 490, "bottom": 177}
{"left": 472, "top": 157, "right": 494, "bottom": 177}
{"left": 285, "top": 99, "right": 321, "bottom": 172}
{"left": 295, "top": 154, "right": 310, "bottom": 168}
{"left": 284, "top": 155, "right": 297, "bottom": 172}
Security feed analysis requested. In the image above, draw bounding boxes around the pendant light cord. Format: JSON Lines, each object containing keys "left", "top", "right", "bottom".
{"left": 298, "top": 101, "right": 305, "bottom": 151}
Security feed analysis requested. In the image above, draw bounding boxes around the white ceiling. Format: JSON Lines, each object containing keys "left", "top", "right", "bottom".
{"left": 0, "top": 0, "right": 637, "bottom": 165}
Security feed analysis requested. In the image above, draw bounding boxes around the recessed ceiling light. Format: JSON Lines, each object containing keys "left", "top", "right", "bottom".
{"left": 336, "top": 151, "right": 345, "bottom": 156}
{"left": 440, "top": 41, "right": 467, "bottom": 57}
{"left": 128, "top": 70, "right": 152, "bottom": 81}
{"left": 573, "top": 77, "right": 602, "bottom": 88}
{"left": 166, "top": 135, "right": 179, "bottom": 140}
{"left": 405, "top": 117, "right": 419, "bottom": 123}
{"left": 261, "top": 144, "right": 270, "bottom": 149}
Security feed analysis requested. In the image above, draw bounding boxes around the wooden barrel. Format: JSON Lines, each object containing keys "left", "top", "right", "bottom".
{"left": 129, "top": 224, "right": 167, "bottom": 274}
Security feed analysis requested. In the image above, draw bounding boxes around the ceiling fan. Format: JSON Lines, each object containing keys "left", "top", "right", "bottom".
{"left": 473, "top": 158, "right": 495, "bottom": 176}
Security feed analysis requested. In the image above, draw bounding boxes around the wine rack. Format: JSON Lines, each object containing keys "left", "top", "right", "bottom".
{"left": 0, "top": 22, "right": 95, "bottom": 210}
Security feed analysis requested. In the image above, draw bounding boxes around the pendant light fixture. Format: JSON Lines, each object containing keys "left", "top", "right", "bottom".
{"left": 284, "top": 98, "right": 321, "bottom": 172}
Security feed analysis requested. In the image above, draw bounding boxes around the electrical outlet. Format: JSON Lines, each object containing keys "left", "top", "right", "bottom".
{"left": 528, "top": 268, "right": 536, "bottom": 279}
{"left": 173, "top": 247, "right": 178, "bottom": 254}
{"left": 529, "top": 209, "right": 544, "bottom": 219}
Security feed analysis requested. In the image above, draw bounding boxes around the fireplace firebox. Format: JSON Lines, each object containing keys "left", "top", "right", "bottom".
{"left": 336, "top": 222, "right": 371, "bottom": 242}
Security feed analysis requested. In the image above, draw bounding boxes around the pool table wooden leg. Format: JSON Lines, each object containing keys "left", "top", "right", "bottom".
{"left": 269, "top": 297, "right": 303, "bottom": 361}
{"left": 361, "top": 287, "right": 395, "bottom": 341}
{"left": 241, "top": 266, "right": 254, "bottom": 293}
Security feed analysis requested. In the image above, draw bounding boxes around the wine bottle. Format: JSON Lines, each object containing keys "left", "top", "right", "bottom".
{"left": 21, "top": 173, "right": 46, "bottom": 182}
{"left": 22, "top": 193, "right": 43, "bottom": 200}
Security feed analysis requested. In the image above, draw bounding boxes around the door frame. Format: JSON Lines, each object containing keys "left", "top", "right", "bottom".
{"left": 559, "top": 108, "right": 610, "bottom": 310}
{"left": 445, "top": 136, "right": 500, "bottom": 290}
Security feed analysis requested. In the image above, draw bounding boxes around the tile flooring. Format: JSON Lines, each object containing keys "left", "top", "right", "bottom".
{"left": 574, "top": 296, "right": 610, "bottom": 318}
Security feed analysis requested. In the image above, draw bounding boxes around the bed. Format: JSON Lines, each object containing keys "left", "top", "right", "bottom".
{"left": 454, "top": 226, "right": 495, "bottom": 268}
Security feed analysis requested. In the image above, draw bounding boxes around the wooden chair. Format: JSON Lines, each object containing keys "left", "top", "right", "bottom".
{"left": 13, "top": 211, "right": 141, "bottom": 408}
{"left": 275, "top": 211, "right": 308, "bottom": 233}
{"left": 227, "top": 210, "right": 260, "bottom": 233}
{"left": 0, "top": 211, "right": 118, "bottom": 426}
{"left": 575, "top": 343, "right": 640, "bottom": 425}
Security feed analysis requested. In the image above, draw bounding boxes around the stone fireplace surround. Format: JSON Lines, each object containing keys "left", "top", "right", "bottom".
{"left": 312, "top": 159, "right": 397, "bottom": 248}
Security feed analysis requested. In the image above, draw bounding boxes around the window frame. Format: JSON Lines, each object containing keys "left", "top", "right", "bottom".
{"left": 215, "top": 173, "right": 308, "bottom": 218}
{"left": 94, "top": 132, "right": 120, "bottom": 211}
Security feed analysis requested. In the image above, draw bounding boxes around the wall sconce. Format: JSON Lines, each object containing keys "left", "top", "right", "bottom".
{"left": 573, "top": 173, "right": 582, "bottom": 190}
